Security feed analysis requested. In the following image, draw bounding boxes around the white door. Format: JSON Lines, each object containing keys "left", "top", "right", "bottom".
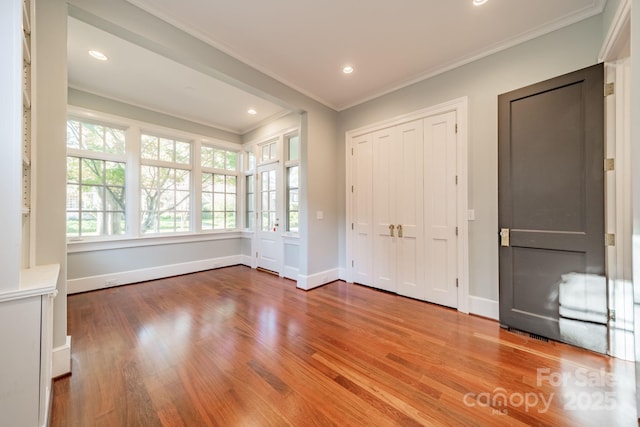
{"left": 424, "top": 112, "right": 458, "bottom": 308}
{"left": 257, "top": 162, "right": 281, "bottom": 273}
{"left": 372, "top": 127, "right": 397, "bottom": 292}
{"left": 352, "top": 133, "right": 374, "bottom": 286}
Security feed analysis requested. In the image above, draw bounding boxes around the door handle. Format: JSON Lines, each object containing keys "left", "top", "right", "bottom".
{"left": 388, "top": 224, "right": 395, "bottom": 237}
{"left": 397, "top": 224, "right": 403, "bottom": 238}
{"left": 500, "top": 228, "right": 510, "bottom": 247}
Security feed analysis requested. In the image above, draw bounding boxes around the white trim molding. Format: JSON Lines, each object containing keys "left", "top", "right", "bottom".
{"left": 52, "top": 335, "right": 71, "bottom": 378}
{"left": 468, "top": 296, "right": 500, "bottom": 321}
{"left": 599, "top": 0, "right": 631, "bottom": 62}
{"left": 297, "top": 268, "right": 340, "bottom": 291}
{"left": 67, "top": 255, "right": 244, "bottom": 294}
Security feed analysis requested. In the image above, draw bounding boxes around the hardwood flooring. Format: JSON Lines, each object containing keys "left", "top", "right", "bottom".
{"left": 51, "top": 265, "right": 636, "bottom": 426}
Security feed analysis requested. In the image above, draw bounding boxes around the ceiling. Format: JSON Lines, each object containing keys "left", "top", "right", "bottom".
{"left": 67, "top": 18, "right": 289, "bottom": 134}
{"left": 68, "top": 0, "right": 607, "bottom": 133}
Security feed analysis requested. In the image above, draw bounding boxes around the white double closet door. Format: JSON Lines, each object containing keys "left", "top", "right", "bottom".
{"left": 352, "top": 112, "right": 458, "bottom": 308}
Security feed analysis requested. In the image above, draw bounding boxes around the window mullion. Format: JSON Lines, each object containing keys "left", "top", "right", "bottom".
{"left": 127, "top": 126, "right": 141, "bottom": 237}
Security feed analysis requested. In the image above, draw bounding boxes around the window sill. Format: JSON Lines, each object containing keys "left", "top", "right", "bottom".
{"left": 67, "top": 230, "right": 244, "bottom": 253}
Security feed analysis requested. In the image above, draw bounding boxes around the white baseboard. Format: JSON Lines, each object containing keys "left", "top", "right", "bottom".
{"left": 469, "top": 296, "right": 499, "bottom": 320}
{"left": 67, "top": 255, "right": 244, "bottom": 294}
{"left": 338, "top": 268, "right": 347, "bottom": 281}
{"left": 282, "top": 265, "right": 299, "bottom": 281}
{"left": 297, "top": 268, "right": 340, "bottom": 291}
{"left": 52, "top": 335, "right": 71, "bottom": 378}
{"left": 239, "top": 254, "right": 252, "bottom": 267}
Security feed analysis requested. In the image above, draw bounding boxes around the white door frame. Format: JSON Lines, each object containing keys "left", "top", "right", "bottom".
{"left": 600, "top": 0, "right": 632, "bottom": 360}
{"left": 345, "top": 97, "right": 469, "bottom": 314}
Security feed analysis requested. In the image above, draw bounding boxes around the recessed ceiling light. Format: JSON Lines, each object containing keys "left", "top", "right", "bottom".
{"left": 247, "top": 108, "right": 257, "bottom": 115}
{"left": 343, "top": 65, "right": 354, "bottom": 74}
{"left": 473, "top": 0, "right": 488, "bottom": 5}
{"left": 88, "top": 50, "right": 108, "bottom": 61}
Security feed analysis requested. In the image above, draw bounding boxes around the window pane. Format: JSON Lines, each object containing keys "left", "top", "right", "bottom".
{"left": 82, "top": 123, "right": 104, "bottom": 152}
{"left": 201, "top": 146, "right": 214, "bottom": 169}
{"left": 159, "top": 138, "right": 174, "bottom": 162}
{"left": 202, "top": 173, "right": 213, "bottom": 192}
{"left": 226, "top": 194, "right": 236, "bottom": 211}
{"left": 226, "top": 175, "right": 237, "bottom": 193}
{"left": 202, "top": 212, "right": 213, "bottom": 230}
{"left": 289, "top": 188, "right": 299, "bottom": 211}
{"left": 247, "top": 151, "right": 256, "bottom": 170}
{"left": 105, "top": 128, "right": 125, "bottom": 155}
{"left": 66, "top": 213, "right": 79, "bottom": 237}
{"left": 67, "top": 184, "right": 79, "bottom": 210}
{"left": 213, "top": 212, "right": 225, "bottom": 229}
{"left": 175, "top": 169, "right": 190, "bottom": 190}
{"left": 159, "top": 212, "right": 175, "bottom": 232}
{"left": 175, "top": 141, "right": 190, "bottom": 164}
{"left": 288, "top": 135, "right": 300, "bottom": 161}
{"left": 288, "top": 166, "right": 299, "bottom": 188}
{"left": 81, "top": 212, "right": 101, "bottom": 236}
{"left": 226, "top": 152, "right": 237, "bottom": 171}
{"left": 246, "top": 175, "right": 254, "bottom": 193}
{"left": 202, "top": 193, "right": 213, "bottom": 211}
{"left": 226, "top": 212, "right": 236, "bottom": 229}
{"left": 81, "top": 158, "right": 104, "bottom": 185}
{"left": 289, "top": 212, "right": 299, "bottom": 233}
{"left": 105, "top": 186, "right": 125, "bottom": 211}
{"left": 105, "top": 161, "right": 125, "bottom": 186}
{"left": 213, "top": 149, "right": 225, "bottom": 169}
{"left": 67, "top": 120, "right": 80, "bottom": 149}
{"left": 175, "top": 191, "right": 190, "bottom": 211}
{"left": 141, "top": 135, "right": 158, "bottom": 160}
{"left": 213, "top": 193, "right": 225, "bottom": 211}
{"left": 67, "top": 157, "right": 80, "bottom": 183}
{"left": 81, "top": 185, "right": 104, "bottom": 211}
{"left": 141, "top": 212, "right": 158, "bottom": 234}
{"left": 140, "top": 165, "right": 157, "bottom": 188}
{"left": 105, "top": 212, "right": 126, "bottom": 235}
{"left": 213, "top": 174, "right": 225, "bottom": 192}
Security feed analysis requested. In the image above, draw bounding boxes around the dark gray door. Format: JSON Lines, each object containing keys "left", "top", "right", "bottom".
{"left": 498, "top": 64, "right": 605, "bottom": 350}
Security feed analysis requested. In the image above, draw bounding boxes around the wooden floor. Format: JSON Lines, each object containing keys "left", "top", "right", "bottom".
{"left": 51, "top": 266, "right": 636, "bottom": 426}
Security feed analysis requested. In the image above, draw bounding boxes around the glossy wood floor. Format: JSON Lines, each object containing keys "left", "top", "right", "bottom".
{"left": 51, "top": 266, "right": 636, "bottom": 426}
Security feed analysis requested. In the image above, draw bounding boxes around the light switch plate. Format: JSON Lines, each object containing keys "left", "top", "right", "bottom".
{"left": 316, "top": 211, "right": 324, "bottom": 220}
{"left": 468, "top": 209, "right": 475, "bottom": 221}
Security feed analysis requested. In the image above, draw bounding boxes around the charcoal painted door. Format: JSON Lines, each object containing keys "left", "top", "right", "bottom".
{"left": 498, "top": 64, "right": 605, "bottom": 348}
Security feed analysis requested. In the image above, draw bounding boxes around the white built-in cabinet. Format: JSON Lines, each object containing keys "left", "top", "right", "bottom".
{"left": 349, "top": 110, "right": 459, "bottom": 308}
{"left": 0, "top": 1, "right": 60, "bottom": 426}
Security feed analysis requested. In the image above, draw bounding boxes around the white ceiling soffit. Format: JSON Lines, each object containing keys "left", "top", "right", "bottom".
{"left": 67, "top": 17, "right": 290, "bottom": 135}
{"left": 126, "top": 0, "right": 606, "bottom": 111}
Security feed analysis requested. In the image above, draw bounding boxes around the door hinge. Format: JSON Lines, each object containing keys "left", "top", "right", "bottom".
{"left": 352, "top": 260, "right": 355, "bottom": 267}
{"left": 456, "top": 278, "right": 459, "bottom": 288}
{"left": 605, "top": 233, "right": 616, "bottom": 246}
{"left": 608, "top": 309, "right": 616, "bottom": 322}
{"left": 455, "top": 123, "right": 458, "bottom": 134}
{"left": 604, "top": 82, "right": 615, "bottom": 96}
{"left": 351, "top": 223, "right": 354, "bottom": 230}
{"left": 455, "top": 175, "right": 458, "bottom": 185}
{"left": 351, "top": 185, "right": 354, "bottom": 193}
{"left": 352, "top": 147, "right": 354, "bottom": 155}
{"left": 604, "top": 158, "right": 615, "bottom": 172}
{"left": 455, "top": 226, "right": 459, "bottom": 236}
{"left": 256, "top": 251, "right": 259, "bottom": 258}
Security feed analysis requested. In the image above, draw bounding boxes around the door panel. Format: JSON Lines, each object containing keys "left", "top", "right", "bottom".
{"left": 424, "top": 112, "right": 458, "bottom": 308}
{"left": 372, "top": 128, "right": 397, "bottom": 292}
{"left": 396, "top": 121, "right": 424, "bottom": 300}
{"left": 499, "top": 64, "right": 605, "bottom": 351}
{"left": 353, "top": 134, "right": 374, "bottom": 286}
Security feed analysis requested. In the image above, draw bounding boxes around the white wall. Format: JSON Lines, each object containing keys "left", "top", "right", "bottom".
{"left": 0, "top": 0, "right": 23, "bottom": 292}
{"left": 35, "top": 0, "right": 68, "bottom": 349}
{"left": 337, "top": 16, "right": 603, "bottom": 302}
